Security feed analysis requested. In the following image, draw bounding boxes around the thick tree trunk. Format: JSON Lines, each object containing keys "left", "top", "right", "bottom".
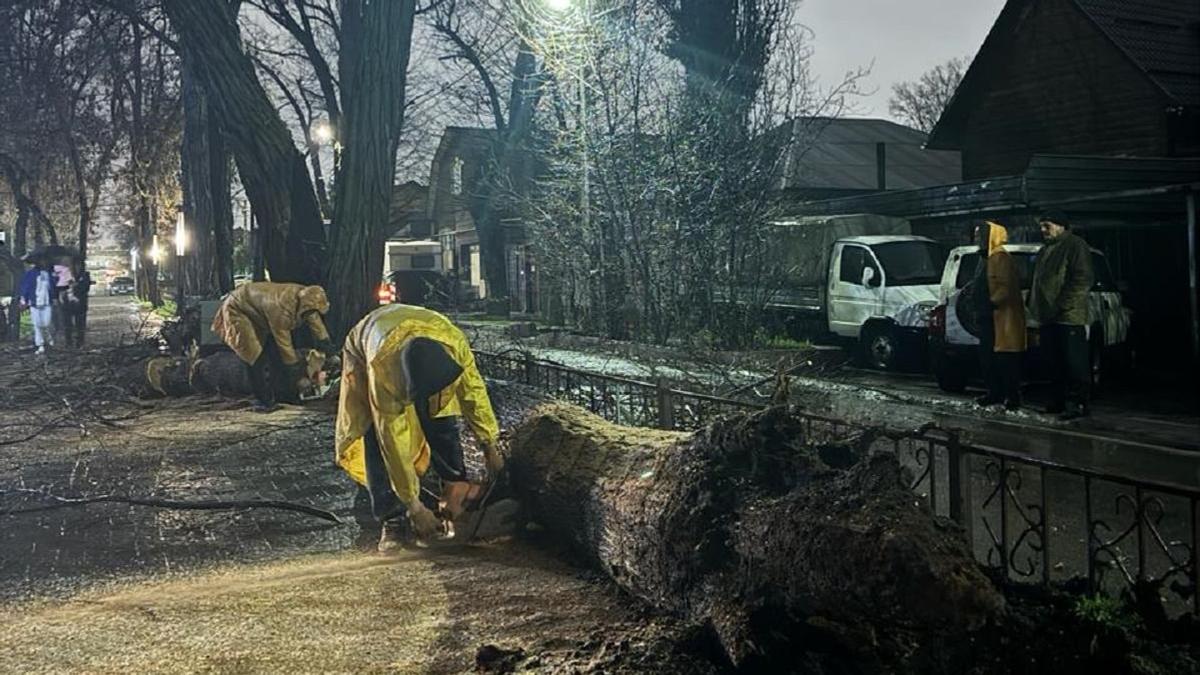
{"left": 181, "top": 56, "right": 235, "bottom": 297}
{"left": 492, "top": 389, "right": 1004, "bottom": 670}
{"left": 162, "top": 0, "right": 325, "bottom": 285}
{"left": 324, "top": 0, "right": 417, "bottom": 339}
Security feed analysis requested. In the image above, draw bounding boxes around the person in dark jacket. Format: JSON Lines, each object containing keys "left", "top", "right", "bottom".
{"left": 976, "top": 221, "right": 1026, "bottom": 410}
{"left": 1029, "top": 212, "right": 1094, "bottom": 420}
{"left": 63, "top": 262, "right": 92, "bottom": 348}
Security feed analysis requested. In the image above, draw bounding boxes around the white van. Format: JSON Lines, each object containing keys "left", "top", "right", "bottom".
{"left": 927, "top": 243, "right": 1131, "bottom": 392}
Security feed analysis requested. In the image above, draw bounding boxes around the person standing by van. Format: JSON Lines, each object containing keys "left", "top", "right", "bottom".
{"left": 1029, "top": 212, "right": 1093, "bottom": 420}
{"left": 976, "top": 221, "right": 1026, "bottom": 410}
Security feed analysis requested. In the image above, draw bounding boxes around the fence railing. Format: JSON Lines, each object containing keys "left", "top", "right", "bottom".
{"left": 475, "top": 349, "right": 1198, "bottom": 618}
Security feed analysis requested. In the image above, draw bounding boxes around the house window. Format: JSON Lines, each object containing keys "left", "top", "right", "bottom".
{"left": 451, "top": 157, "right": 464, "bottom": 195}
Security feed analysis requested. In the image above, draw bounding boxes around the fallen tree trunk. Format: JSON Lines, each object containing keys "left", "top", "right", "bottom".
{"left": 490, "top": 384, "right": 1004, "bottom": 671}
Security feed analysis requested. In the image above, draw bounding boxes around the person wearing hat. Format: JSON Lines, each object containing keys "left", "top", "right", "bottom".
{"left": 210, "top": 281, "right": 335, "bottom": 412}
{"left": 1029, "top": 212, "right": 1094, "bottom": 420}
{"left": 334, "top": 303, "right": 503, "bottom": 551}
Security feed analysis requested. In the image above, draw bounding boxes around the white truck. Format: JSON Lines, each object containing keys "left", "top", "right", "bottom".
{"left": 759, "top": 214, "right": 948, "bottom": 369}
{"left": 926, "top": 243, "right": 1131, "bottom": 392}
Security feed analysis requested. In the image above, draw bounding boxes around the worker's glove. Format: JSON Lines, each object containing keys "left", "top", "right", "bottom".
{"left": 407, "top": 501, "right": 443, "bottom": 539}
{"left": 482, "top": 441, "right": 506, "bottom": 480}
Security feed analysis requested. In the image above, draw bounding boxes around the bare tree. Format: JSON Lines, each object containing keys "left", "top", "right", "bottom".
{"left": 888, "top": 56, "right": 968, "bottom": 134}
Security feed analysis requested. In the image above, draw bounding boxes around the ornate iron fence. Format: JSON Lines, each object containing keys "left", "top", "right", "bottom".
{"left": 475, "top": 349, "right": 1199, "bottom": 617}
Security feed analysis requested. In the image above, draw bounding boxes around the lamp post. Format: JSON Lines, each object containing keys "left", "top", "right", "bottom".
{"left": 175, "top": 210, "right": 188, "bottom": 315}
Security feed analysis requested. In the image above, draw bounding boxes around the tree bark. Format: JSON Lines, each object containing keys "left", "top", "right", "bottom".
{"left": 324, "top": 0, "right": 416, "bottom": 338}
{"left": 162, "top": 0, "right": 325, "bottom": 285}
{"left": 181, "top": 54, "right": 235, "bottom": 297}
{"left": 493, "top": 390, "right": 1004, "bottom": 670}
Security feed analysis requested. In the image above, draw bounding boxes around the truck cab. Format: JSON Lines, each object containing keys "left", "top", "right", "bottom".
{"left": 826, "top": 236, "right": 947, "bottom": 369}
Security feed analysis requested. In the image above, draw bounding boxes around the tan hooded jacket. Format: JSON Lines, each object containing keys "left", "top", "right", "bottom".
{"left": 985, "top": 222, "right": 1027, "bottom": 353}
{"left": 211, "top": 282, "right": 331, "bottom": 365}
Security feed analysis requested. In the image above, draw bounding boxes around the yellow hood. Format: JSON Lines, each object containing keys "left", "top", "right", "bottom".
{"left": 986, "top": 221, "right": 1008, "bottom": 256}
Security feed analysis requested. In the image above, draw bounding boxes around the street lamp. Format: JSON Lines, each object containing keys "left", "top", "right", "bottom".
{"left": 175, "top": 210, "right": 188, "bottom": 315}
{"left": 312, "top": 120, "right": 334, "bottom": 144}
{"left": 149, "top": 235, "right": 162, "bottom": 267}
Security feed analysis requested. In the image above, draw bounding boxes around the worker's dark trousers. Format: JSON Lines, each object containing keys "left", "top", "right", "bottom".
{"left": 363, "top": 398, "right": 467, "bottom": 523}
{"left": 1042, "top": 323, "right": 1090, "bottom": 411}
{"left": 246, "top": 353, "right": 274, "bottom": 406}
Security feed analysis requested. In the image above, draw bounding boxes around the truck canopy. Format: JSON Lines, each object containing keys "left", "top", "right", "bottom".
{"left": 767, "top": 214, "right": 912, "bottom": 287}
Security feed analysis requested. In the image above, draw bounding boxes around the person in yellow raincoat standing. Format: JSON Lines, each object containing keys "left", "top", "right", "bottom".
{"left": 335, "top": 303, "right": 504, "bottom": 551}
{"left": 211, "top": 281, "right": 334, "bottom": 412}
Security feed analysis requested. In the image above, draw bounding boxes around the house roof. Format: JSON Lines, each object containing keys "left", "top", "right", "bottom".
{"left": 783, "top": 118, "right": 962, "bottom": 192}
{"left": 928, "top": 0, "right": 1200, "bottom": 150}
{"left": 1075, "top": 0, "right": 1200, "bottom": 107}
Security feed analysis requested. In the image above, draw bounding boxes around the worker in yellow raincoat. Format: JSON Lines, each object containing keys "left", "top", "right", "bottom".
{"left": 211, "top": 281, "right": 334, "bottom": 412}
{"left": 335, "top": 303, "right": 503, "bottom": 551}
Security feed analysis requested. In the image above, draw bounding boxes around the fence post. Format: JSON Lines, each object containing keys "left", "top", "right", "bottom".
{"left": 656, "top": 377, "right": 674, "bottom": 430}
{"left": 946, "top": 434, "right": 973, "bottom": 552}
{"left": 523, "top": 351, "right": 536, "bottom": 385}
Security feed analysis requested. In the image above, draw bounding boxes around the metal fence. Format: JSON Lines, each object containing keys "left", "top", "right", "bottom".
{"left": 475, "top": 349, "right": 1199, "bottom": 618}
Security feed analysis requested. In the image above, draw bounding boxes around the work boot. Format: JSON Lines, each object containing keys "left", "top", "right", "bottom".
{"left": 251, "top": 401, "right": 280, "bottom": 414}
{"left": 1004, "top": 398, "right": 1022, "bottom": 412}
{"left": 974, "top": 394, "right": 1002, "bottom": 407}
{"left": 378, "top": 518, "right": 413, "bottom": 553}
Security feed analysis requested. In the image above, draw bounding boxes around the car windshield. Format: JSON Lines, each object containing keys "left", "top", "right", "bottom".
{"left": 114, "top": 277, "right": 133, "bottom": 284}
{"left": 871, "top": 241, "right": 947, "bottom": 286}
{"left": 953, "top": 251, "right": 1037, "bottom": 290}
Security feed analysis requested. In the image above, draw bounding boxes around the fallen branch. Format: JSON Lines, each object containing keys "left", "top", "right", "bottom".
{"left": 2, "top": 488, "right": 345, "bottom": 525}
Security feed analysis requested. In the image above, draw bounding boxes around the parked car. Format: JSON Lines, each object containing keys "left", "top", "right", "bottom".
{"left": 107, "top": 276, "right": 135, "bottom": 296}
{"left": 927, "top": 244, "right": 1131, "bottom": 392}
{"left": 377, "top": 270, "right": 450, "bottom": 308}
{"left": 727, "top": 214, "right": 947, "bottom": 370}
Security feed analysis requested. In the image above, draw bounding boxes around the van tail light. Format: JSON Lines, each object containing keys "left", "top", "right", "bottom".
{"left": 377, "top": 283, "right": 395, "bottom": 304}
{"left": 928, "top": 304, "right": 946, "bottom": 338}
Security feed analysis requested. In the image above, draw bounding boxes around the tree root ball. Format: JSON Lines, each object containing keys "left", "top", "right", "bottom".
{"left": 490, "top": 384, "right": 1004, "bottom": 671}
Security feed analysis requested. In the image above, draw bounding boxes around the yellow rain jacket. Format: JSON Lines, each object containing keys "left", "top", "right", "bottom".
{"left": 211, "top": 282, "right": 331, "bottom": 366}
{"left": 334, "top": 304, "right": 499, "bottom": 507}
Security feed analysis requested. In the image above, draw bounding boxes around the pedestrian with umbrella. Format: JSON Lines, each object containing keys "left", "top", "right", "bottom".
{"left": 18, "top": 252, "right": 59, "bottom": 354}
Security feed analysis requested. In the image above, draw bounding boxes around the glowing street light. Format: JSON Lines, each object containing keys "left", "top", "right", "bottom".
{"left": 175, "top": 211, "right": 188, "bottom": 256}
{"left": 130, "top": 246, "right": 138, "bottom": 276}
{"left": 150, "top": 235, "right": 162, "bottom": 266}
{"left": 312, "top": 120, "right": 334, "bottom": 144}
{"left": 175, "top": 211, "right": 188, "bottom": 315}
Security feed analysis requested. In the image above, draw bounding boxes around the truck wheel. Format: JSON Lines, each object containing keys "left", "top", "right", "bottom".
{"left": 862, "top": 324, "right": 898, "bottom": 370}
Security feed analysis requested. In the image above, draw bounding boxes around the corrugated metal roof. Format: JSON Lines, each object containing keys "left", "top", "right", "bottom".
{"left": 1074, "top": 0, "right": 1200, "bottom": 106}
{"left": 784, "top": 118, "right": 962, "bottom": 191}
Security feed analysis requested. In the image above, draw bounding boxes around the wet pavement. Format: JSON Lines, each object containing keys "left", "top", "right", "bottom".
{"left": 0, "top": 297, "right": 355, "bottom": 601}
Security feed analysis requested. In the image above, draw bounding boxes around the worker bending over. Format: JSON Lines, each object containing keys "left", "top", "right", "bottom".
{"left": 211, "top": 281, "right": 334, "bottom": 412}
{"left": 335, "top": 303, "right": 504, "bottom": 551}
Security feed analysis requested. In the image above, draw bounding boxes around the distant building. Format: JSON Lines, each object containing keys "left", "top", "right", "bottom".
{"left": 427, "top": 126, "right": 537, "bottom": 313}
{"left": 927, "top": 0, "right": 1199, "bottom": 179}
{"left": 777, "top": 117, "right": 962, "bottom": 204}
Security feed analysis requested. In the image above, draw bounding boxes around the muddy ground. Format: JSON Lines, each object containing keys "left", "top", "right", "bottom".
{"left": 0, "top": 297, "right": 714, "bottom": 673}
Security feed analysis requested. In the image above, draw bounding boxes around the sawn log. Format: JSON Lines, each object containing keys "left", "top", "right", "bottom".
{"left": 490, "top": 384, "right": 1004, "bottom": 671}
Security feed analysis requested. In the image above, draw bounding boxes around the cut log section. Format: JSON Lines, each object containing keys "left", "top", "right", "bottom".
{"left": 490, "top": 384, "right": 1004, "bottom": 671}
